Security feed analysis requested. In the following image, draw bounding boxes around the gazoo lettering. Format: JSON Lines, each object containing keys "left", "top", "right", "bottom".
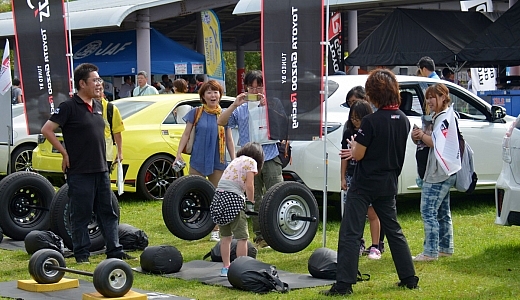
{"left": 290, "top": 93, "right": 299, "bottom": 129}
{"left": 27, "top": 0, "right": 50, "bottom": 22}
{"left": 95, "top": 42, "right": 132, "bottom": 56}
{"left": 290, "top": 7, "right": 299, "bottom": 129}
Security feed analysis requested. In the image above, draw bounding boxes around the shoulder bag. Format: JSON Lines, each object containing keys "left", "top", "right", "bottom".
{"left": 182, "top": 107, "right": 203, "bottom": 154}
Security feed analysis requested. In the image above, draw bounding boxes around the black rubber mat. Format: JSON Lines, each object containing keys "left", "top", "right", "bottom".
{"left": 134, "top": 260, "right": 335, "bottom": 289}
{"left": 0, "top": 279, "right": 194, "bottom": 300}
{"left": 0, "top": 237, "right": 106, "bottom": 257}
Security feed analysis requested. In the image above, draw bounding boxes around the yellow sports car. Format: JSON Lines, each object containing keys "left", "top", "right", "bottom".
{"left": 32, "top": 94, "right": 235, "bottom": 200}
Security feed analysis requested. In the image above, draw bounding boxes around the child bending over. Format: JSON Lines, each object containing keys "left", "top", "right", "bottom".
{"left": 210, "top": 142, "right": 264, "bottom": 277}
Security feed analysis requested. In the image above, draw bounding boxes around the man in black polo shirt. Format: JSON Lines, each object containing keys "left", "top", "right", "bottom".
{"left": 41, "top": 63, "right": 130, "bottom": 263}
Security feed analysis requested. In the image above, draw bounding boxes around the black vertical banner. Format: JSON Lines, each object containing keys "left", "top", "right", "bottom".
{"left": 328, "top": 12, "right": 343, "bottom": 75}
{"left": 12, "top": 0, "right": 71, "bottom": 135}
{"left": 262, "top": 0, "right": 324, "bottom": 141}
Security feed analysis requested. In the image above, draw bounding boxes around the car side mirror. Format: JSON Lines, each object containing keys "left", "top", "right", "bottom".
{"left": 491, "top": 105, "right": 506, "bottom": 120}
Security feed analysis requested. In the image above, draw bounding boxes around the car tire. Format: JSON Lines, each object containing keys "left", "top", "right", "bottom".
{"left": 137, "top": 154, "right": 182, "bottom": 201}
{"left": 49, "top": 183, "right": 120, "bottom": 252}
{"left": 162, "top": 175, "right": 215, "bottom": 240}
{"left": 10, "top": 144, "right": 36, "bottom": 173}
{"left": 259, "top": 182, "right": 319, "bottom": 253}
{"left": 0, "top": 172, "right": 54, "bottom": 240}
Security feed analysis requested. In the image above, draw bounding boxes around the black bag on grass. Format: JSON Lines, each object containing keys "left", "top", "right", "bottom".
{"left": 308, "top": 247, "right": 370, "bottom": 281}
{"left": 118, "top": 223, "right": 149, "bottom": 251}
{"left": 24, "top": 230, "right": 64, "bottom": 255}
{"left": 203, "top": 239, "right": 257, "bottom": 262}
{"left": 140, "top": 245, "right": 183, "bottom": 274}
{"left": 227, "top": 256, "right": 289, "bottom": 293}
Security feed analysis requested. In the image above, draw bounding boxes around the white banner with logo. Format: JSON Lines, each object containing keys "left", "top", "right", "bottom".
{"left": 461, "top": 0, "right": 496, "bottom": 93}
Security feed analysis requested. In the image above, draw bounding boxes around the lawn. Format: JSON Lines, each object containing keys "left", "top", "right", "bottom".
{"left": 1, "top": 190, "right": 520, "bottom": 299}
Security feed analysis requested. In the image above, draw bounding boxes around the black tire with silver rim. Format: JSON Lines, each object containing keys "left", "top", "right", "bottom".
{"left": 259, "top": 182, "right": 319, "bottom": 253}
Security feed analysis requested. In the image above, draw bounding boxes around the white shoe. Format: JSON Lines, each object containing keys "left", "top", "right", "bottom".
{"left": 412, "top": 253, "right": 437, "bottom": 261}
{"left": 367, "top": 247, "right": 381, "bottom": 260}
{"left": 210, "top": 231, "right": 220, "bottom": 242}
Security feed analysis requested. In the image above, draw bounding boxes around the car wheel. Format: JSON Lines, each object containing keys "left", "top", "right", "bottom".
{"left": 11, "top": 144, "right": 35, "bottom": 173}
{"left": 259, "top": 182, "right": 319, "bottom": 253}
{"left": 49, "top": 184, "right": 120, "bottom": 251}
{"left": 162, "top": 175, "right": 215, "bottom": 240}
{"left": 0, "top": 172, "right": 54, "bottom": 240}
{"left": 137, "top": 154, "right": 182, "bottom": 201}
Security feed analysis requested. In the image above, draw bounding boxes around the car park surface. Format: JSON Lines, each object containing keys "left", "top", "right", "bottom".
{"left": 283, "top": 75, "right": 514, "bottom": 196}
{"left": 32, "top": 94, "right": 235, "bottom": 200}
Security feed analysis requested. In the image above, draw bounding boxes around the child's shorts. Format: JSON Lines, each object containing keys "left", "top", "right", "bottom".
{"left": 219, "top": 210, "right": 249, "bottom": 240}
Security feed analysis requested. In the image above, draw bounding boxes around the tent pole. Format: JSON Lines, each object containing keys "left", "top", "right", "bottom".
{"left": 65, "top": 0, "right": 74, "bottom": 94}
{"left": 321, "top": 0, "right": 331, "bottom": 249}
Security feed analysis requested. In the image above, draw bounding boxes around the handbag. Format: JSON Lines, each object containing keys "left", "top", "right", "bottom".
{"left": 182, "top": 107, "right": 203, "bottom": 154}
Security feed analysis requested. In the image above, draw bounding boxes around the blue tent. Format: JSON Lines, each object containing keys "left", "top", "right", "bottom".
{"left": 73, "top": 28, "right": 205, "bottom": 76}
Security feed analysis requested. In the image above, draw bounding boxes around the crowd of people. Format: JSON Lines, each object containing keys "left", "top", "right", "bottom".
{"left": 34, "top": 55, "right": 469, "bottom": 296}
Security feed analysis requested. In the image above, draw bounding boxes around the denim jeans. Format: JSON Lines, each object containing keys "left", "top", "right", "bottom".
{"left": 252, "top": 156, "right": 283, "bottom": 240}
{"left": 336, "top": 192, "right": 416, "bottom": 284}
{"left": 420, "top": 175, "right": 456, "bottom": 257}
{"left": 67, "top": 172, "right": 122, "bottom": 260}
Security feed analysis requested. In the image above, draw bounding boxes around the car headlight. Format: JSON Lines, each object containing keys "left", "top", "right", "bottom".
{"left": 37, "top": 134, "right": 46, "bottom": 144}
{"left": 322, "top": 122, "right": 342, "bottom": 134}
{"left": 503, "top": 135, "right": 511, "bottom": 164}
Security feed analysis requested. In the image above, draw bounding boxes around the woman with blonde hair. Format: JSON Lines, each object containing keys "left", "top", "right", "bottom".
{"left": 411, "top": 83, "right": 456, "bottom": 261}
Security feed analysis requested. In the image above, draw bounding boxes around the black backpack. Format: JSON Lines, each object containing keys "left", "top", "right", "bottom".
{"left": 227, "top": 256, "right": 289, "bottom": 293}
{"left": 203, "top": 239, "right": 257, "bottom": 262}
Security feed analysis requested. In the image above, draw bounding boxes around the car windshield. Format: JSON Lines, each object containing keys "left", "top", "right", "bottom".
{"left": 113, "top": 100, "right": 154, "bottom": 119}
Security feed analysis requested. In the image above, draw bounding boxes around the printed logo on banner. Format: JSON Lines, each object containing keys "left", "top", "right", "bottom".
{"left": 262, "top": 0, "right": 323, "bottom": 141}
{"left": 27, "top": 0, "right": 51, "bottom": 22}
{"left": 74, "top": 40, "right": 132, "bottom": 59}
{"left": 328, "top": 12, "right": 342, "bottom": 74}
{"left": 13, "top": 0, "right": 72, "bottom": 135}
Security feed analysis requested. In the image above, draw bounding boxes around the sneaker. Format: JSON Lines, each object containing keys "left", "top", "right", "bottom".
{"left": 220, "top": 267, "right": 229, "bottom": 277}
{"left": 210, "top": 231, "right": 220, "bottom": 242}
{"left": 120, "top": 253, "right": 138, "bottom": 261}
{"left": 412, "top": 253, "right": 437, "bottom": 261}
{"left": 255, "top": 239, "right": 270, "bottom": 249}
{"left": 320, "top": 283, "right": 353, "bottom": 296}
{"left": 397, "top": 275, "right": 419, "bottom": 289}
{"left": 438, "top": 252, "right": 452, "bottom": 257}
{"left": 367, "top": 247, "right": 381, "bottom": 260}
{"left": 75, "top": 257, "right": 90, "bottom": 264}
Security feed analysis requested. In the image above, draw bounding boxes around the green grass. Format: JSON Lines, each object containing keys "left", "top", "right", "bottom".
{"left": 2, "top": 191, "right": 520, "bottom": 299}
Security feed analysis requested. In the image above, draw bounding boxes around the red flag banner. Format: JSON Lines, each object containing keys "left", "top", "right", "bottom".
{"left": 261, "top": 0, "right": 324, "bottom": 141}
{"left": 12, "top": 0, "right": 71, "bottom": 135}
{"left": 328, "top": 12, "right": 343, "bottom": 75}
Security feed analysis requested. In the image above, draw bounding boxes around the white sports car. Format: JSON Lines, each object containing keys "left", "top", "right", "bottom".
{"left": 495, "top": 114, "right": 520, "bottom": 226}
{"left": 0, "top": 105, "right": 38, "bottom": 174}
{"left": 283, "top": 75, "right": 514, "bottom": 198}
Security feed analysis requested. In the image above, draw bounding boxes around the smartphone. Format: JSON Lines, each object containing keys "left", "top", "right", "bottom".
{"left": 246, "top": 93, "right": 260, "bottom": 101}
{"left": 413, "top": 124, "right": 419, "bottom": 129}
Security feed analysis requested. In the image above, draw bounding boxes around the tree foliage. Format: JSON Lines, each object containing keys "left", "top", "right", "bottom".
{"left": 224, "top": 51, "right": 262, "bottom": 97}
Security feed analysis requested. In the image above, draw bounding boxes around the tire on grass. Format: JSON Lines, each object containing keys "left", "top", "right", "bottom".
{"left": 49, "top": 183, "right": 120, "bottom": 251}
{"left": 162, "top": 175, "right": 215, "bottom": 240}
{"left": 259, "top": 182, "right": 319, "bottom": 253}
{"left": 0, "top": 172, "right": 55, "bottom": 240}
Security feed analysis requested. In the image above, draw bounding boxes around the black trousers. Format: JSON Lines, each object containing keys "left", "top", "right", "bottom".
{"left": 336, "top": 191, "right": 416, "bottom": 284}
